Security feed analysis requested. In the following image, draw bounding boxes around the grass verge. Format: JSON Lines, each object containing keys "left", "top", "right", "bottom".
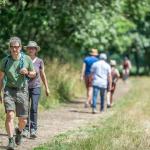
{"left": 34, "top": 77, "right": 150, "bottom": 150}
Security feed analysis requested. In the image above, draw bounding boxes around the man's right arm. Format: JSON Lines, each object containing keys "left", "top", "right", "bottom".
{"left": 0, "top": 71, "right": 4, "bottom": 103}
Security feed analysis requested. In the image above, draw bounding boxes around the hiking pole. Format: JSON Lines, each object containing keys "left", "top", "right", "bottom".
{"left": 28, "top": 97, "right": 31, "bottom": 138}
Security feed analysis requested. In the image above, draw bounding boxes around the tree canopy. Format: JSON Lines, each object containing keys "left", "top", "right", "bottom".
{"left": 0, "top": 0, "right": 150, "bottom": 72}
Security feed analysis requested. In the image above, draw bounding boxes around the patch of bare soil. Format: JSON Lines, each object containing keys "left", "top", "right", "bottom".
{"left": 0, "top": 79, "right": 131, "bottom": 150}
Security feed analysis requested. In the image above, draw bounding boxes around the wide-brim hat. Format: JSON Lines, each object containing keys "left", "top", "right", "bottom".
{"left": 24, "top": 41, "right": 40, "bottom": 51}
{"left": 89, "top": 48, "right": 98, "bottom": 56}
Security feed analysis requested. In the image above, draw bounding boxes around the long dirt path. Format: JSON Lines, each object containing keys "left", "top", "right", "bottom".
{"left": 0, "top": 80, "right": 131, "bottom": 150}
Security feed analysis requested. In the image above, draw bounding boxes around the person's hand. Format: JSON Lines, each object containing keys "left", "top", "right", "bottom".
{"left": 111, "top": 86, "right": 114, "bottom": 91}
{"left": 0, "top": 95, "right": 3, "bottom": 104}
{"left": 20, "top": 68, "right": 28, "bottom": 75}
{"left": 80, "top": 75, "right": 84, "bottom": 81}
{"left": 45, "top": 88, "right": 50, "bottom": 97}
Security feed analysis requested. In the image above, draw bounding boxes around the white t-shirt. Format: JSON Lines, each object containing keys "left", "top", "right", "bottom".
{"left": 91, "top": 60, "right": 111, "bottom": 88}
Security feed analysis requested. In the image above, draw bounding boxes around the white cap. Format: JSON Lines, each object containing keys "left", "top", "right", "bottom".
{"left": 99, "top": 53, "right": 107, "bottom": 60}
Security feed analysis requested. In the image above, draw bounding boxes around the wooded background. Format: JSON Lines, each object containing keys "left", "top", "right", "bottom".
{"left": 0, "top": 0, "right": 150, "bottom": 74}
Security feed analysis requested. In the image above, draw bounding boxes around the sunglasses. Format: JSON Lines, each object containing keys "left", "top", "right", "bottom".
{"left": 10, "top": 46, "right": 20, "bottom": 49}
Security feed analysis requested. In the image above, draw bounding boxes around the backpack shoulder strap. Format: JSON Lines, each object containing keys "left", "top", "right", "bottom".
{"left": 19, "top": 52, "right": 25, "bottom": 69}
{"left": 4, "top": 55, "right": 11, "bottom": 72}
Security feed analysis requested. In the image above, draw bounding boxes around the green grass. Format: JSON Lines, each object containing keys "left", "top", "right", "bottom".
{"left": 34, "top": 77, "right": 150, "bottom": 150}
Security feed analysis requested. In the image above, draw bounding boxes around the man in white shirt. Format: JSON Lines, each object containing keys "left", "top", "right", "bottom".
{"left": 91, "top": 53, "right": 112, "bottom": 113}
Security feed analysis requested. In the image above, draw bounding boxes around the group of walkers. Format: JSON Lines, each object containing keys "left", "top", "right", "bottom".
{"left": 81, "top": 48, "right": 131, "bottom": 114}
{"left": 0, "top": 38, "right": 132, "bottom": 150}
{"left": 0, "top": 37, "right": 49, "bottom": 150}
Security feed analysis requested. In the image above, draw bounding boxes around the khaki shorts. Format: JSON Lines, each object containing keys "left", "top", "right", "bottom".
{"left": 4, "top": 86, "right": 29, "bottom": 117}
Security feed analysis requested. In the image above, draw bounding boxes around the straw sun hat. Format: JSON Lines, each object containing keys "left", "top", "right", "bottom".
{"left": 24, "top": 41, "right": 40, "bottom": 51}
{"left": 89, "top": 48, "right": 98, "bottom": 56}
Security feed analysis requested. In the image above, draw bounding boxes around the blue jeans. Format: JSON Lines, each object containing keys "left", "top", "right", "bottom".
{"left": 25, "top": 87, "right": 41, "bottom": 131}
{"left": 92, "top": 86, "right": 106, "bottom": 111}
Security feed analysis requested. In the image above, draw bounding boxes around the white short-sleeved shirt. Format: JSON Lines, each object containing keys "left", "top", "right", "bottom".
{"left": 91, "top": 60, "right": 111, "bottom": 88}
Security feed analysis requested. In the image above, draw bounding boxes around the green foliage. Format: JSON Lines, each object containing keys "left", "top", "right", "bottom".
{"left": 0, "top": 0, "right": 150, "bottom": 60}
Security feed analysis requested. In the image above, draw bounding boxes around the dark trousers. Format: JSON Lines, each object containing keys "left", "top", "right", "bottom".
{"left": 25, "top": 87, "right": 41, "bottom": 131}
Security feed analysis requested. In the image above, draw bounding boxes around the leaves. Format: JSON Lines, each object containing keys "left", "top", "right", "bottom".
{"left": 0, "top": 0, "right": 150, "bottom": 61}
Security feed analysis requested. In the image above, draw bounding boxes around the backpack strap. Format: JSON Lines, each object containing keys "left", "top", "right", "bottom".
{"left": 4, "top": 55, "right": 11, "bottom": 71}
{"left": 19, "top": 51, "right": 24, "bottom": 69}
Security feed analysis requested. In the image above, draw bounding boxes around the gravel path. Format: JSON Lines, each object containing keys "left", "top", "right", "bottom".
{"left": 0, "top": 80, "right": 131, "bottom": 150}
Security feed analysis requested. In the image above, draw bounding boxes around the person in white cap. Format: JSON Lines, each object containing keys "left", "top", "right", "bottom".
{"left": 107, "top": 60, "right": 120, "bottom": 108}
{"left": 90, "top": 53, "right": 112, "bottom": 113}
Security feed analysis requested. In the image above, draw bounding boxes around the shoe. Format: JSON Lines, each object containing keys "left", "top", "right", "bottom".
{"left": 92, "top": 108, "right": 97, "bottom": 114}
{"left": 22, "top": 129, "right": 30, "bottom": 138}
{"left": 100, "top": 109, "right": 105, "bottom": 113}
{"left": 107, "top": 104, "right": 111, "bottom": 108}
{"left": 30, "top": 129, "right": 37, "bottom": 138}
{"left": 15, "top": 128, "right": 23, "bottom": 145}
{"left": 7, "top": 137, "right": 15, "bottom": 150}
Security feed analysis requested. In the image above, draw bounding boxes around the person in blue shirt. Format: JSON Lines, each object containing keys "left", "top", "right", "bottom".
{"left": 80, "top": 48, "right": 99, "bottom": 107}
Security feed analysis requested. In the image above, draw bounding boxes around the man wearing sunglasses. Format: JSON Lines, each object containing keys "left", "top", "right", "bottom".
{"left": 0, "top": 36, "right": 36, "bottom": 150}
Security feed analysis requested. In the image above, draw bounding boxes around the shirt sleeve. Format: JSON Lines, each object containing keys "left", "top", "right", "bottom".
{"left": 108, "top": 65, "right": 111, "bottom": 74}
{"left": 39, "top": 59, "right": 44, "bottom": 70}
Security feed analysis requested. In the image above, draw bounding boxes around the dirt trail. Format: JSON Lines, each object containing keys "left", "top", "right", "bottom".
{"left": 0, "top": 80, "right": 131, "bottom": 150}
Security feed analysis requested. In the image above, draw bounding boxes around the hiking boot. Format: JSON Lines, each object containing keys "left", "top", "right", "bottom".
{"left": 22, "top": 129, "right": 30, "bottom": 138}
{"left": 30, "top": 129, "right": 37, "bottom": 138}
{"left": 100, "top": 109, "right": 105, "bottom": 113}
{"left": 107, "top": 104, "right": 111, "bottom": 108}
{"left": 7, "top": 137, "right": 15, "bottom": 150}
{"left": 15, "top": 128, "right": 22, "bottom": 145}
{"left": 92, "top": 108, "right": 97, "bottom": 114}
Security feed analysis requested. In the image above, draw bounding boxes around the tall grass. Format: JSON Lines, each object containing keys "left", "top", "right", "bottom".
{"left": 39, "top": 59, "right": 85, "bottom": 110}
{"left": 34, "top": 77, "right": 150, "bottom": 150}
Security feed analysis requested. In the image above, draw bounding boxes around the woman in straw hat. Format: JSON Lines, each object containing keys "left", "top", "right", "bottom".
{"left": 23, "top": 41, "right": 50, "bottom": 138}
{"left": 80, "top": 48, "right": 99, "bottom": 108}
